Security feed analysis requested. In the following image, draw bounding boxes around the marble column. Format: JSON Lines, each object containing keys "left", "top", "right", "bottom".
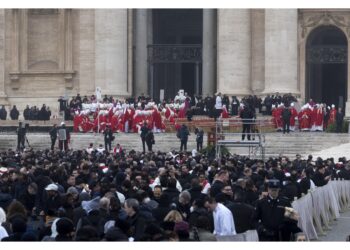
{"left": 79, "top": 9, "right": 96, "bottom": 95}
{"left": 217, "top": 9, "right": 251, "bottom": 96}
{"left": 202, "top": 9, "right": 216, "bottom": 96}
{"left": 264, "top": 9, "right": 299, "bottom": 95}
{"left": 0, "top": 9, "right": 7, "bottom": 103}
{"left": 95, "top": 9, "right": 129, "bottom": 97}
{"left": 251, "top": 9, "right": 265, "bottom": 94}
{"left": 134, "top": 9, "right": 148, "bottom": 96}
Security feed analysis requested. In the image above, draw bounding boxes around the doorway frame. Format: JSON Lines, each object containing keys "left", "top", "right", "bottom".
{"left": 299, "top": 10, "right": 350, "bottom": 113}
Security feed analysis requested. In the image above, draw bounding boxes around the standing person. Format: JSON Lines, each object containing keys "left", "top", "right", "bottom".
{"left": 281, "top": 105, "right": 292, "bottom": 134}
{"left": 254, "top": 179, "right": 301, "bottom": 241}
{"left": 240, "top": 104, "right": 254, "bottom": 141}
{"left": 195, "top": 127, "right": 204, "bottom": 152}
{"left": 58, "top": 122, "right": 70, "bottom": 151}
{"left": 204, "top": 197, "right": 236, "bottom": 237}
{"left": 179, "top": 124, "right": 190, "bottom": 152}
{"left": 49, "top": 124, "right": 58, "bottom": 151}
{"left": 336, "top": 107, "right": 344, "bottom": 133}
{"left": 145, "top": 130, "right": 155, "bottom": 152}
{"left": 103, "top": 125, "right": 114, "bottom": 152}
{"left": 140, "top": 122, "right": 149, "bottom": 153}
{"left": 16, "top": 122, "right": 25, "bottom": 151}
{"left": 214, "top": 92, "right": 223, "bottom": 121}
{"left": 23, "top": 105, "right": 30, "bottom": 120}
{"left": 10, "top": 105, "right": 19, "bottom": 120}
{"left": 0, "top": 105, "right": 7, "bottom": 120}
{"left": 231, "top": 96, "right": 240, "bottom": 116}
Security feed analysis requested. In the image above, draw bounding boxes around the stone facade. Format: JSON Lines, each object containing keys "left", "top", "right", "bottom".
{"left": 0, "top": 9, "right": 350, "bottom": 116}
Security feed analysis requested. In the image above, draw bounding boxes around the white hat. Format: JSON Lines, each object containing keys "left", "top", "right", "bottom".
{"left": 331, "top": 104, "right": 335, "bottom": 108}
{"left": 45, "top": 183, "right": 58, "bottom": 191}
{"left": 60, "top": 122, "right": 65, "bottom": 126}
{"left": 290, "top": 102, "right": 294, "bottom": 107}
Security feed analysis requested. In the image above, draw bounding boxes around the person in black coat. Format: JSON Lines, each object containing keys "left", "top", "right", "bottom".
{"left": 145, "top": 130, "right": 155, "bottom": 152}
{"left": 23, "top": 105, "right": 30, "bottom": 120}
{"left": 312, "top": 165, "right": 331, "bottom": 187}
{"left": 227, "top": 190, "right": 255, "bottom": 234}
{"left": 299, "top": 167, "right": 314, "bottom": 195}
{"left": 338, "top": 164, "right": 350, "bottom": 180}
{"left": 162, "top": 178, "right": 180, "bottom": 203}
{"left": 103, "top": 126, "right": 114, "bottom": 152}
{"left": 179, "top": 124, "right": 190, "bottom": 152}
{"left": 194, "top": 127, "right": 204, "bottom": 152}
{"left": 281, "top": 106, "right": 292, "bottom": 134}
{"left": 152, "top": 193, "right": 171, "bottom": 224}
{"left": 49, "top": 124, "right": 58, "bottom": 151}
{"left": 210, "top": 170, "right": 229, "bottom": 198}
{"left": 240, "top": 105, "right": 254, "bottom": 140}
{"left": 140, "top": 122, "right": 149, "bottom": 153}
{"left": 335, "top": 107, "right": 344, "bottom": 133}
{"left": 231, "top": 96, "right": 240, "bottom": 116}
{"left": 254, "top": 179, "right": 301, "bottom": 241}
{"left": 0, "top": 105, "right": 7, "bottom": 120}
{"left": 10, "top": 105, "right": 19, "bottom": 120}
{"left": 123, "top": 198, "right": 147, "bottom": 241}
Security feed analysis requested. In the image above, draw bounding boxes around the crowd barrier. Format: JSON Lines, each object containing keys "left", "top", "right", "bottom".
{"left": 291, "top": 180, "right": 350, "bottom": 240}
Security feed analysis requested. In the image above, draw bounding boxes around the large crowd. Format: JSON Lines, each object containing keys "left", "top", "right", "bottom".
{"left": 0, "top": 145, "right": 349, "bottom": 241}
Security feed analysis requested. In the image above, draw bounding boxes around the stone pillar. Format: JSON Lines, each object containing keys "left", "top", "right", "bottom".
{"left": 79, "top": 9, "right": 95, "bottom": 95}
{"left": 202, "top": 9, "right": 216, "bottom": 96}
{"left": 134, "top": 9, "right": 149, "bottom": 96}
{"left": 251, "top": 9, "right": 265, "bottom": 94}
{"left": 95, "top": 9, "right": 129, "bottom": 97}
{"left": 264, "top": 9, "right": 299, "bottom": 95}
{"left": 217, "top": 9, "right": 251, "bottom": 96}
{"left": 0, "top": 9, "right": 7, "bottom": 104}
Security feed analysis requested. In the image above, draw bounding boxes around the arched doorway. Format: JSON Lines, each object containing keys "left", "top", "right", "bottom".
{"left": 306, "top": 25, "right": 348, "bottom": 108}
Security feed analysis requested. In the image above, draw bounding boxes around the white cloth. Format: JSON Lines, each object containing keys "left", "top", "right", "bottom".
{"left": 0, "top": 226, "right": 9, "bottom": 241}
{"left": 213, "top": 203, "right": 236, "bottom": 236}
{"left": 215, "top": 96, "right": 222, "bottom": 109}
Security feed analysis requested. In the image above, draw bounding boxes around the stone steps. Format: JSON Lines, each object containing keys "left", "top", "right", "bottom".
{"left": 1, "top": 132, "right": 350, "bottom": 159}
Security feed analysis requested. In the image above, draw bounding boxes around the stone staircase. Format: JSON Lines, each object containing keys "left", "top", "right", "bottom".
{"left": 1, "top": 131, "right": 350, "bottom": 159}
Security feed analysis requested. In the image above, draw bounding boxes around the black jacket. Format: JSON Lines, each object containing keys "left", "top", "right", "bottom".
{"left": 226, "top": 201, "right": 255, "bottom": 234}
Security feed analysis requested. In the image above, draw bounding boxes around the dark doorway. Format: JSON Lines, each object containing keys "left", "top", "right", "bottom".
{"left": 151, "top": 9, "right": 203, "bottom": 101}
{"left": 306, "top": 25, "right": 348, "bottom": 108}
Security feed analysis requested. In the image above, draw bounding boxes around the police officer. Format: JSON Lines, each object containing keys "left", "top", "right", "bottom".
{"left": 254, "top": 179, "right": 301, "bottom": 241}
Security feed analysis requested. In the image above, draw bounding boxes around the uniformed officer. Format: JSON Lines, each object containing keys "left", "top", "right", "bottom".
{"left": 254, "top": 179, "right": 301, "bottom": 241}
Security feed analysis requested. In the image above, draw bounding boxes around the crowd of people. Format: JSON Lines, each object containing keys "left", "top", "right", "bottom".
{"left": 0, "top": 104, "right": 51, "bottom": 121}
{"left": 1, "top": 143, "right": 349, "bottom": 242}
{"left": 66, "top": 92, "right": 300, "bottom": 134}
{"left": 271, "top": 100, "right": 344, "bottom": 133}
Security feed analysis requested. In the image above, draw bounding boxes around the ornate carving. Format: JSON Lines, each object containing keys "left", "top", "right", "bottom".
{"left": 300, "top": 11, "right": 350, "bottom": 38}
{"left": 307, "top": 45, "right": 347, "bottom": 63}
{"left": 148, "top": 44, "right": 202, "bottom": 63}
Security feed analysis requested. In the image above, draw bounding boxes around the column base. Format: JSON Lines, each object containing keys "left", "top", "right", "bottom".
{"left": 345, "top": 101, "right": 350, "bottom": 118}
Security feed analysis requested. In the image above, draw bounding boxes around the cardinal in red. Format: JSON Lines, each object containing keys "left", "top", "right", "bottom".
{"left": 329, "top": 104, "right": 337, "bottom": 124}
{"left": 315, "top": 104, "right": 324, "bottom": 131}
{"left": 299, "top": 105, "right": 311, "bottom": 131}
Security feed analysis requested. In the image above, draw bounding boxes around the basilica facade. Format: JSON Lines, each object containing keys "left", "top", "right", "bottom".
{"left": 0, "top": 9, "right": 349, "bottom": 115}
